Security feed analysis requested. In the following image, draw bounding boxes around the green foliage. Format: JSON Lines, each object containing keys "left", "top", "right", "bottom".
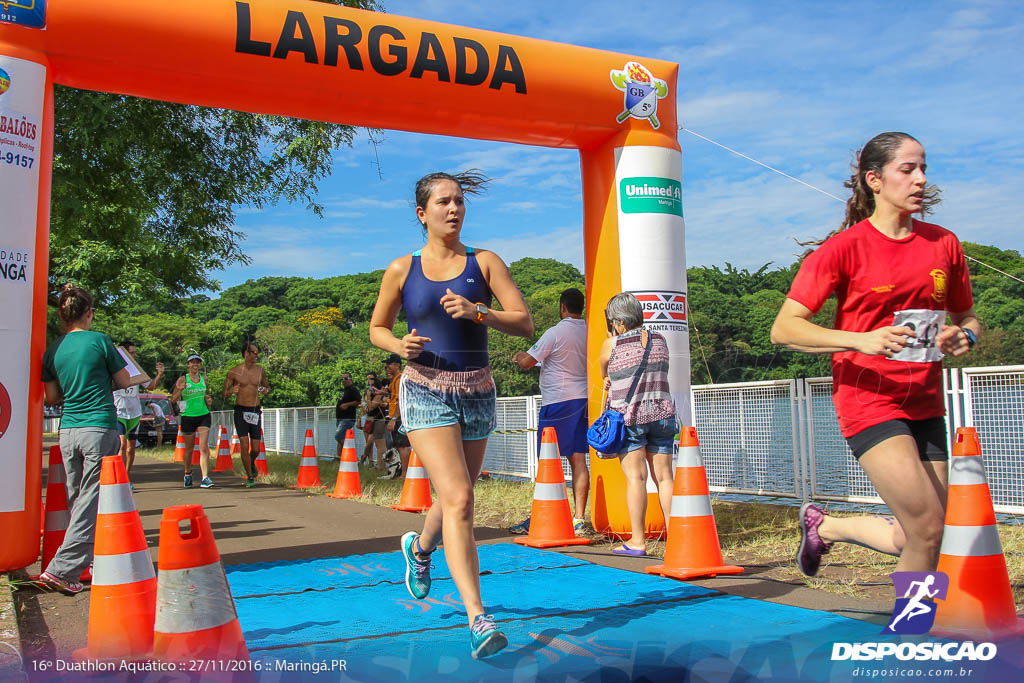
{"left": 508, "top": 258, "right": 584, "bottom": 297}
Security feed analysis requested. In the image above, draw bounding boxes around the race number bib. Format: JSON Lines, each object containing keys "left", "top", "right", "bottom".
{"left": 242, "top": 410, "right": 260, "bottom": 426}
{"left": 890, "top": 309, "right": 945, "bottom": 363}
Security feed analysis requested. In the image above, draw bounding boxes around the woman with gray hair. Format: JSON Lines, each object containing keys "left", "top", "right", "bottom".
{"left": 598, "top": 292, "right": 677, "bottom": 556}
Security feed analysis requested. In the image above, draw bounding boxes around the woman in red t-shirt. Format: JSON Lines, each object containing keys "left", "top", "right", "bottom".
{"left": 771, "top": 132, "right": 980, "bottom": 575}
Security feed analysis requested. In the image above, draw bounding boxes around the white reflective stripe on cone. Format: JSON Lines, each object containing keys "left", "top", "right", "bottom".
{"left": 670, "top": 495, "right": 713, "bottom": 518}
{"left": 338, "top": 461, "right": 358, "bottom": 473}
{"left": 44, "top": 510, "right": 70, "bottom": 532}
{"left": 47, "top": 465, "right": 67, "bottom": 486}
{"left": 343, "top": 439, "right": 356, "bottom": 449}
{"left": 98, "top": 483, "right": 136, "bottom": 514}
{"left": 539, "top": 443, "right": 560, "bottom": 460}
{"left": 256, "top": 454, "right": 266, "bottom": 461}
{"left": 677, "top": 447, "right": 703, "bottom": 469}
{"left": 533, "top": 482, "right": 568, "bottom": 501}
{"left": 300, "top": 457, "right": 318, "bottom": 466}
{"left": 406, "top": 466, "right": 426, "bottom": 479}
{"left": 92, "top": 548, "right": 156, "bottom": 585}
{"left": 949, "top": 456, "right": 989, "bottom": 486}
{"left": 155, "top": 561, "right": 236, "bottom": 633}
{"left": 939, "top": 524, "right": 1004, "bottom": 557}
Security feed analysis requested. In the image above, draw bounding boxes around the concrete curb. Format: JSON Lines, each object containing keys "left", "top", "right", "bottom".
{"left": 0, "top": 574, "right": 24, "bottom": 678}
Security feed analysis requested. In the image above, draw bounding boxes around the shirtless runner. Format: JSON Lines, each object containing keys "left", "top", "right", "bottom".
{"left": 223, "top": 341, "right": 270, "bottom": 487}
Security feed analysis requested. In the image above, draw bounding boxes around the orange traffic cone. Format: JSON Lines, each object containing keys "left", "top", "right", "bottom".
{"left": 292, "top": 429, "right": 321, "bottom": 488}
{"left": 41, "top": 446, "right": 70, "bottom": 573}
{"left": 190, "top": 438, "right": 201, "bottom": 466}
{"left": 933, "top": 427, "right": 1024, "bottom": 637}
{"left": 172, "top": 429, "right": 186, "bottom": 463}
{"left": 391, "top": 449, "right": 432, "bottom": 512}
{"left": 646, "top": 427, "right": 743, "bottom": 580}
{"left": 255, "top": 434, "right": 268, "bottom": 477}
{"left": 153, "top": 504, "right": 249, "bottom": 664}
{"left": 515, "top": 427, "right": 590, "bottom": 548}
{"left": 73, "top": 455, "right": 157, "bottom": 662}
{"left": 327, "top": 429, "right": 362, "bottom": 499}
{"left": 40, "top": 446, "right": 93, "bottom": 584}
{"left": 212, "top": 426, "right": 232, "bottom": 473}
{"left": 229, "top": 428, "right": 241, "bottom": 456}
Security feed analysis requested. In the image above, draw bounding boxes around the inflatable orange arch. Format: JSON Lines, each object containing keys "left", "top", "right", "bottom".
{"left": 0, "top": 0, "right": 692, "bottom": 570}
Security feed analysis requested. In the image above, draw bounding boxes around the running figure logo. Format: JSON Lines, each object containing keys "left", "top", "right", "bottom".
{"left": 883, "top": 571, "right": 949, "bottom": 635}
{"left": 610, "top": 62, "right": 668, "bottom": 129}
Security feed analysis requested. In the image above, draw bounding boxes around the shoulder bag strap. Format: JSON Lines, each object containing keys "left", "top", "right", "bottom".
{"left": 623, "top": 329, "right": 652, "bottom": 405}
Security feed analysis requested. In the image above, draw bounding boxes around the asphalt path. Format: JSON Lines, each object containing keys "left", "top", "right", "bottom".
{"left": 15, "top": 445, "right": 891, "bottom": 668}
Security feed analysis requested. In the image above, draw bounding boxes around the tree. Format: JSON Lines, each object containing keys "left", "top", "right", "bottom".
{"left": 49, "top": 0, "right": 380, "bottom": 308}
{"left": 508, "top": 258, "right": 584, "bottom": 298}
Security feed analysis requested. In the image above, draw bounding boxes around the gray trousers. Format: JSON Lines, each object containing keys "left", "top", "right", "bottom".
{"left": 46, "top": 427, "right": 120, "bottom": 581}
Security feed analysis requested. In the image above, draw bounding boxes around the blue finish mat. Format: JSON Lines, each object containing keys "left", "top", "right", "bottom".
{"left": 227, "top": 544, "right": 1017, "bottom": 682}
{"left": 225, "top": 542, "right": 589, "bottom": 598}
{"left": 235, "top": 562, "right": 715, "bottom": 651}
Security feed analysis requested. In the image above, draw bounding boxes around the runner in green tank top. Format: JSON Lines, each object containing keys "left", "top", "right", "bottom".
{"left": 181, "top": 373, "right": 209, "bottom": 416}
{"left": 171, "top": 353, "right": 214, "bottom": 489}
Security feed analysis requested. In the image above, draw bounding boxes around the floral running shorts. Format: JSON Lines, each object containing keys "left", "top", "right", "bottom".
{"left": 399, "top": 363, "right": 496, "bottom": 441}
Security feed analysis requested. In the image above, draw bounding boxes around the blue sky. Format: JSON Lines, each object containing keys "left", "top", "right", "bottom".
{"left": 215, "top": 0, "right": 1023, "bottom": 292}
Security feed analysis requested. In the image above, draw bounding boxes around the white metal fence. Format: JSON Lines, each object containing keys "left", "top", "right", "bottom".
{"left": 42, "top": 366, "right": 1024, "bottom": 514}
{"left": 212, "top": 365, "right": 1024, "bottom": 514}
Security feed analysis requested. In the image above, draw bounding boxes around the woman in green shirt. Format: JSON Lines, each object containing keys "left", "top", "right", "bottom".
{"left": 39, "top": 284, "right": 132, "bottom": 595}
{"left": 171, "top": 353, "right": 214, "bottom": 489}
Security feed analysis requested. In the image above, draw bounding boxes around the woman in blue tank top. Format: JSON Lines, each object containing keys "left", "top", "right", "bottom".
{"left": 370, "top": 171, "right": 533, "bottom": 659}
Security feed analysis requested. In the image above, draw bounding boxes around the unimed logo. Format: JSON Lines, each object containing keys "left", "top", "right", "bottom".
{"left": 619, "top": 176, "right": 683, "bottom": 216}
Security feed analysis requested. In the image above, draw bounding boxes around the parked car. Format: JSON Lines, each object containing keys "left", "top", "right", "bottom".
{"left": 139, "top": 393, "right": 178, "bottom": 446}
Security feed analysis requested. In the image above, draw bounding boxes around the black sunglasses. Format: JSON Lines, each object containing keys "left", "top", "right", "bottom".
{"left": 604, "top": 309, "right": 615, "bottom": 334}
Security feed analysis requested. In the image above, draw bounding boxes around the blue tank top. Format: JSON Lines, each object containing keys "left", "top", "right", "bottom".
{"left": 402, "top": 247, "right": 492, "bottom": 372}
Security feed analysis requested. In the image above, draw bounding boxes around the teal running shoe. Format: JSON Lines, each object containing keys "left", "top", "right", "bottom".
{"left": 401, "top": 531, "right": 432, "bottom": 600}
{"left": 469, "top": 613, "right": 508, "bottom": 660}
{"left": 508, "top": 517, "right": 530, "bottom": 535}
{"left": 183, "top": 472, "right": 193, "bottom": 489}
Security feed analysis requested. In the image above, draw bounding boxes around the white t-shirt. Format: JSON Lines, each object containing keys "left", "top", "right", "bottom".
{"left": 150, "top": 402, "right": 165, "bottom": 422}
{"left": 527, "top": 317, "right": 588, "bottom": 405}
{"left": 113, "top": 384, "right": 142, "bottom": 420}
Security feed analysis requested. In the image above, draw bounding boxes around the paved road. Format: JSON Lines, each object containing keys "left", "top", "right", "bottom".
{"left": 15, "top": 448, "right": 890, "bottom": 665}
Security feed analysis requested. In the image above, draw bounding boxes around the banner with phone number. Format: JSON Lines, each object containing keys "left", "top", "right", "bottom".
{"left": 0, "top": 55, "right": 44, "bottom": 512}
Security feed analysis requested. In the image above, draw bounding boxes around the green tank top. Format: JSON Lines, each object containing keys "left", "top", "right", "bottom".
{"left": 182, "top": 373, "right": 209, "bottom": 417}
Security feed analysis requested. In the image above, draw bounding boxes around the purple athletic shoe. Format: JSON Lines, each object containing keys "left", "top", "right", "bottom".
{"left": 797, "top": 503, "right": 832, "bottom": 577}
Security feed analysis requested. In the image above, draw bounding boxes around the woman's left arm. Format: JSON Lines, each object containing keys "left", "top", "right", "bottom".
{"left": 937, "top": 306, "right": 980, "bottom": 357}
{"left": 443, "top": 250, "right": 533, "bottom": 337}
{"left": 598, "top": 336, "right": 614, "bottom": 391}
{"left": 43, "top": 380, "right": 64, "bottom": 405}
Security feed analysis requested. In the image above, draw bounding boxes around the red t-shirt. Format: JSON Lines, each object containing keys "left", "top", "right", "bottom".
{"left": 787, "top": 219, "right": 973, "bottom": 437}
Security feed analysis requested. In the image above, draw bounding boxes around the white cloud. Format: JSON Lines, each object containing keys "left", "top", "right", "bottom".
{"left": 498, "top": 202, "right": 543, "bottom": 213}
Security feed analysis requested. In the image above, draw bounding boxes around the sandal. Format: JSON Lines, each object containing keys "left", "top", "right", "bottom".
{"left": 612, "top": 545, "right": 647, "bottom": 557}
{"left": 34, "top": 570, "right": 86, "bottom": 595}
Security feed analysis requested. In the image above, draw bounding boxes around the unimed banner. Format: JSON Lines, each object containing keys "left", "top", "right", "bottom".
{"left": 0, "top": 55, "right": 44, "bottom": 512}
{"left": 614, "top": 145, "right": 691, "bottom": 426}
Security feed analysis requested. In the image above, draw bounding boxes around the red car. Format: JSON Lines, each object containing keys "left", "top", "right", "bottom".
{"left": 138, "top": 393, "right": 178, "bottom": 446}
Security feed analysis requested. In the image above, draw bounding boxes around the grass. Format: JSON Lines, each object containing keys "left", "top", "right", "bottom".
{"left": 134, "top": 444, "right": 1024, "bottom": 611}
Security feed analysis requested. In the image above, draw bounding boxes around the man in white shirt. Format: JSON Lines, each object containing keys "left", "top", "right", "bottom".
{"left": 511, "top": 288, "right": 589, "bottom": 533}
{"left": 112, "top": 341, "right": 164, "bottom": 481}
{"left": 149, "top": 399, "right": 167, "bottom": 447}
